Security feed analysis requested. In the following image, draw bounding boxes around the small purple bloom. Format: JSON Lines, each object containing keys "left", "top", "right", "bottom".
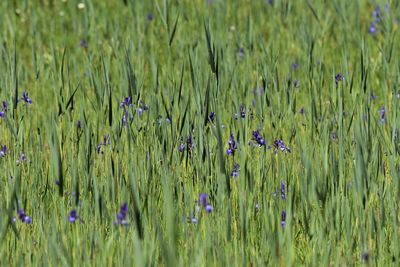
{"left": 370, "top": 92, "right": 376, "bottom": 100}
{"left": 231, "top": 162, "right": 239, "bottom": 177}
{"left": 269, "top": 139, "right": 290, "bottom": 154}
{"left": 291, "top": 63, "right": 299, "bottom": 69}
{"left": 199, "top": 193, "right": 208, "bottom": 208}
{"left": 240, "top": 104, "right": 246, "bottom": 118}
{"left": 69, "top": 209, "right": 78, "bottom": 223}
{"left": 77, "top": 120, "right": 82, "bottom": 129}
{"left": 238, "top": 47, "right": 245, "bottom": 57}
{"left": 369, "top": 22, "right": 376, "bottom": 33}
{"left": 252, "top": 130, "right": 266, "bottom": 146}
{"left": 335, "top": 73, "right": 344, "bottom": 83}
{"left": 79, "top": 38, "right": 88, "bottom": 48}
{"left": 381, "top": 105, "right": 385, "bottom": 123}
{"left": 178, "top": 143, "right": 186, "bottom": 152}
{"left": 120, "top": 96, "right": 132, "bottom": 108}
{"left": 205, "top": 204, "right": 213, "bottom": 213}
{"left": 19, "top": 91, "right": 32, "bottom": 104}
{"left": 114, "top": 202, "right": 129, "bottom": 225}
{"left": 179, "top": 135, "right": 193, "bottom": 153}
{"left": 281, "top": 181, "right": 286, "bottom": 200}
{"left": 0, "top": 145, "right": 6, "bottom": 157}
{"left": 281, "top": 210, "right": 286, "bottom": 229}
{"left": 299, "top": 107, "right": 305, "bottom": 114}
{"left": 0, "top": 101, "right": 8, "bottom": 117}
{"left": 208, "top": 112, "right": 216, "bottom": 123}
{"left": 3, "top": 101, "right": 8, "bottom": 111}
{"left": 226, "top": 133, "right": 237, "bottom": 155}
{"left": 17, "top": 208, "right": 31, "bottom": 224}
{"left": 361, "top": 251, "right": 369, "bottom": 262}
{"left": 146, "top": 12, "right": 153, "bottom": 21}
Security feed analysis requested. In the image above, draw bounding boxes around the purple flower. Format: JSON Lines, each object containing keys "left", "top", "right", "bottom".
{"left": 18, "top": 91, "right": 32, "bottom": 104}
{"left": 268, "top": 139, "right": 290, "bottom": 154}
{"left": 231, "top": 162, "right": 239, "bottom": 177}
{"left": 199, "top": 193, "right": 208, "bottom": 208}
{"left": 381, "top": 105, "right": 385, "bottom": 123}
{"left": 119, "top": 96, "right": 132, "bottom": 108}
{"left": 238, "top": 47, "right": 245, "bottom": 57}
{"left": 361, "top": 251, "right": 369, "bottom": 262}
{"left": 97, "top": 135, "right": 110, "bottom": 154}
{"left": 205, "top": 204, "right": 214, "bottom": 213}
{"left": 291, "top": 62, "right": 299, "bottom": 69}
{"left": 114, "top": 202, "right": 129, "bottom": 225}
{"left": 299, "top": 107, "right": 305, "bottom": 114}
{"left": 226, "top": 133, "right": 237, "bottom": 155}
{"left": 146, "top": 12, "right": 153, "bottom": 21}
{"left": 178, "top": 143, "right": 186, "bottom": 152}
{"left": 369, "top": 22, "right": 377, "bottom": 33}
{"left": 370, "top": 92, "right": 376, "bottom": 100}
{"left": 179, "top": 135, "right": 193, "bottom": 153}
{"left": 79, "top": 38, "right": 88, "bottom": 48}
{"left": 208, "top": 112, "right": 216, "bottom": 123}
{"left": 0, "top": 101, "right": 8, "bottom": 117}
{"left": 281, "top": 210, "right": 286, "bottom": 229}
{"left": 69, "top": 209, "right": 78, "bottom": 223}
{"left": 0, "top": 145, "right": 6, "bottom": 157}
{"left": 240, "top": 104, "right": 246, "bottom": 118}
{"left": 251, "top": 130, "right": 266, "bottom": 146}
{"left": 17, "top": 208, "right": 31, "bottom": 224}
{"left": 293, "top": 79, "right": 299, "bottom": 88}
{"left": 281, "top": 181, "right": 286, "bottom": 200}
{"left": 3, "top": 101, "right": 8, "bottom": 111}
{"left": 77, "top": 120, "right": 82, "bottom": 129}
{"left": 335, "top": 73, "right": 344, "bottom": 83}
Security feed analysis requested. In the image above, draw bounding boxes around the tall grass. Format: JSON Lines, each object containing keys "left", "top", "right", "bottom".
{"left": 0, "top": 0, "right": 399, "bottom": 266}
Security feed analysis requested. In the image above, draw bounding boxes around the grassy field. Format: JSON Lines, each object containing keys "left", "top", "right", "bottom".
{"left": 0, "top": 0, "right": 399, "bottom": 266}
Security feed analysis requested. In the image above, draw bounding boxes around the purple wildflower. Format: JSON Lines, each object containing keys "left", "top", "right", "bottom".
{"left": 69, "top": 209, "right": 78, "bottom": 223}
{"left": 251, "top": 130, "right": 266, "bottom": 146}
{"left": 381, "top": 105, "right": 385, "bottom": 123}
{"left": 0, "top": 101, "right": 8, "bottom": 117}
{"left": 361, "top": 251, "right": 369, "bottom": 262}
{"left": 281, "top": 181, "right": 286, "bottom": 200}
{"left": 281, "top": 210, "right": 286, "bottom": 229}
{"left": 226, "top": 133, "right": 237, "bottom": 155}
{"left": 291, "top": 62, "right": 299, "bottom": 69}
{"left": 114, "top": 202, "right": 129, "bottom": 225}
{"left": 0, "top": 145, "right": 6, "bottom": 157}
{"left": 199, "top": 193, "right": 208, "bottom": 208}
{"left": 299, "top": 107, "right": 305, "bottom": 114}
{"left": 335, "top": 73, "right": 344, "bottom": 83}
{"left": 17, "top": 208, "right": 31, "bottom": 224}
{"left": 146, "top": 12, "right": 153, "bottom": 21}
{"left": 208, "top": 112, "right": 216, "bottom": 123}
{"left": 370, "top": 92, "right": 376, "bottom": 100}
{"left": 178, "top": 135, "right": 193, "bottom": 153}
{"left": 97, "top": 135, "right": 110, "bottom": 154}
{"left": 18, "top": 91, "right": 32, "bottom": 104}
{"left": 77, "top": 120, "right": 82, "bottom": 129}
{"left": 119, "top": 96, "right": 132, "bottom": 108}
{"left": 205, "top": 204, "right": 214, "bottom": 213}
{"left": 268, "top": 139, "right": 290, "bottom": 154}
{"left": 231, "top": 162, "right": 239, "bottom": 177}
{"left": 240, "top": 104, "right": 246, "bottom": 118}
{"left": 79, "top": 38, "right": 88, "bottom": 48}
{"left": 238, "top": 47, "right": 245, "bottom": 57}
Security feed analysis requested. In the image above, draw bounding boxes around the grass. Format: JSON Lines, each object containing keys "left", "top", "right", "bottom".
{"left": 0, "top": 0, "right": 399, "bottom": 266}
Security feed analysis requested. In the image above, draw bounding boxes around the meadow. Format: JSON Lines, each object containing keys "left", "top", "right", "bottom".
{"left": 0, "top": 0, "right": 399, "bottom": 266}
